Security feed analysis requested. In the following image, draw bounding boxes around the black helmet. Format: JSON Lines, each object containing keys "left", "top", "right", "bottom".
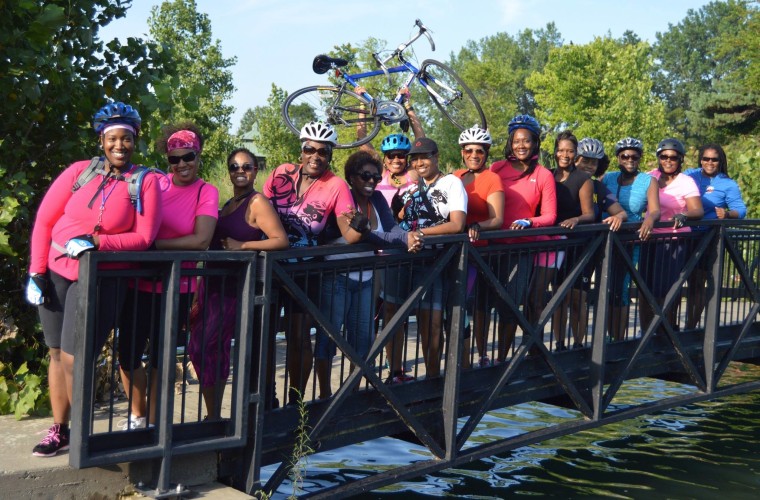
{"left": 656, "top": 138, "right": 685, "bottom": 156}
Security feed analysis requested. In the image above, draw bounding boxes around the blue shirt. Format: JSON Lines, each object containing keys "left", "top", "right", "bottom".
{"left": 602, "top": 171, "right": 651, "bottom": 222}
{"left": 684, "top": 168, "right": 746, "bottom": 220}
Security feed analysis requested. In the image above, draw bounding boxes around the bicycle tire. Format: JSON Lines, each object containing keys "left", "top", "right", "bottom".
{"left": 282, "top": 86, "right": 381, "bottom": 149}
{"left": 417, "top": 59, "right": 487, "bottom": 131}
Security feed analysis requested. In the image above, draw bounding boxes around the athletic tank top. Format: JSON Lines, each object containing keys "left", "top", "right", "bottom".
{"left": 211, "top": 191, "right": 265, "bottom": 250}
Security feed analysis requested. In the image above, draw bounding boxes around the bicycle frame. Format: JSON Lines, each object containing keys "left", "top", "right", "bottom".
{"left": 339, "top": 59, "right": 461, "bottom": 110}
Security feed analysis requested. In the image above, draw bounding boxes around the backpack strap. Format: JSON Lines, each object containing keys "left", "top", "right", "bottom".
{"left": 72, "top": 157, "right": 108, "bottom": 193}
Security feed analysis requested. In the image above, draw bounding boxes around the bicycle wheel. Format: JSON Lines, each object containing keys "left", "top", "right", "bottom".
{"left": 417, "top": 59, "right": 487, "bottom": 131}
{"left": 282, "top": 86, "right": 381, "bottom": 149}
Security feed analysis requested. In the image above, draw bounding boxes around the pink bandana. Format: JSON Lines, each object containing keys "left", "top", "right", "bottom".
{"left": 167, "top": 130, "right": 201, "bottom": 152}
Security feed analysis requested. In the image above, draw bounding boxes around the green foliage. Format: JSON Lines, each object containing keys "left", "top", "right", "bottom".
{"left": 147, "top": 0, "right": 237, "bottom": 171}
{"left": 288, "top": 389, "right": 314, "bottom": 499}
{"left": 527, "top": 37, "right": 670, "bottom": 164}
{"left": 248, "top": 85, "right": 303, "bottom": 171}
{"left": 0, "top": 0, "right": 173, "bottom": 415}
{"left": 652, "top": 0, "right": 754, "bottom": 141}
{"left": 724, "top": 135, "right": 760, "bottom": 218}
{"left": 443, "top": 24, "right": 563, "bottom": 165}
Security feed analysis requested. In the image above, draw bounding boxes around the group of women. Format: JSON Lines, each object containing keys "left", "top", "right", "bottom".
{"left": 26, "top": 99, "right": 747, "bottom": 457}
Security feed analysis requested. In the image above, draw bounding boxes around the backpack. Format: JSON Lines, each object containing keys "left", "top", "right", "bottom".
{"left": 72, "top": 157, "right": 155, "bottom": 214}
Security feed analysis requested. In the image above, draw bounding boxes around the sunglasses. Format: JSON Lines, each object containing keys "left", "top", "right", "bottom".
{"left": 356, "top": 171, "right": 382, "bottom": 183}
{"left": 658, "top": 154, "right": 680, "bottom": 162}
{"left": 167, "top": 151, "right": 197, "bottom": 165}
{"left": 385, "top": 152, "right": 407, "bottom": 160}
{"left": 302, "top": 145, "right": 330, "bottom": 158}
{"left": 701, "top": 157, "right": 720, "bottom": 163}
{"left": 619, "top": 153, "right": 641, "bottom": 161}
{"left": 463, "top": 147, "right": 487, "bottom": 156}
{"left": 228, "top": 163, "right": 256, "bottom": 173}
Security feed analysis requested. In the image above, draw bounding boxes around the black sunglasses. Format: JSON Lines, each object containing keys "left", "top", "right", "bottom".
{"left": 357, "top": 171, "right": 382, "bottom": 183}
{"left": 385, "top": 152, "right": 407, "bottom": 160}
{"left": 168, "top": 151, "right": 197, "bottom": 165}
{"left": 228, "top": 163, "right": 256, "bottom": 173}
{"left": 302, "top": 145, "right": 330, "bottom": 158}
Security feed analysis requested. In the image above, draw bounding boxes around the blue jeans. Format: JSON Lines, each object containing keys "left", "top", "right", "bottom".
{"left": 314, "top": 275, "right": 375, "bottom": 362}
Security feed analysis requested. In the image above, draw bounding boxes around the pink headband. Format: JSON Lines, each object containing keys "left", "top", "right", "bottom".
{"left": 102, "top": 123, "right": 136, "bottom": 136}
{"left": 167, "top": 130, "right": 201, "bottom": 152}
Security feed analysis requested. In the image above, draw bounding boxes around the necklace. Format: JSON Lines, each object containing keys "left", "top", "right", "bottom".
{"left": 389, "top": 172, "right": 404, "bottom": 187}
{"left": 232, "top": 189, "right": 254, "bottom": 203}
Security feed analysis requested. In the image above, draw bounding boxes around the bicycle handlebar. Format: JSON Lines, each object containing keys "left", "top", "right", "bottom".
{"left": 377, "top": 19, "right": 435, "bottom": 68}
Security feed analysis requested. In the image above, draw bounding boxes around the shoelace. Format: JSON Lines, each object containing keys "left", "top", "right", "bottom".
{"left": 39, "top": 427, "right": 61, "bottom": 445}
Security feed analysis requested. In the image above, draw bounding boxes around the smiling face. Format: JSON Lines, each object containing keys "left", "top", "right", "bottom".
{"left": 350, "top": 162, "right": 382, "bottom": 199}
{"left": 300, "top": 140, "right": 331, "bottom": 177}
{"left": 511, "top": 129, "right": 534, "bottom": 162}
{"left": 101, "top": 127, "right": 135, "bottom": 170}
{"left": 658, "top": 149, "right": 682, "bottom": 175}
{"left": 617, "top": 149, "right": 641, "bottom": 175}
{"left": 168, "top": 148, "right": 200, "bottom": 186}
{"left": 384, "top": 150, "right": 408, "bottom": 175}
{"left": 409, "top": 152, "right": 440, "bottom": 182}
{"left": 700, "top": 148, "right": 720, "bottom": 176}
{"left": 576, "top": 156, "right": 599, "bottom": 176}
{"left": 461, "top": 144, "right": 489, "bottom": 171}
{"left": 555, "top": 139, "right": 576, "bottom": 170}
{"left": 228, "top": 151, "right": 257, "bottom": 190}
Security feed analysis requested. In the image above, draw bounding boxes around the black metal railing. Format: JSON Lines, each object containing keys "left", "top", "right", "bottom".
{"left": 68, "top": 219, "right": 760, "bottom": 497}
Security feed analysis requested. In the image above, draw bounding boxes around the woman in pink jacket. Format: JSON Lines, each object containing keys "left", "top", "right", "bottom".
{"left": 26, "top": 102, "right": 163, "bottom": 456}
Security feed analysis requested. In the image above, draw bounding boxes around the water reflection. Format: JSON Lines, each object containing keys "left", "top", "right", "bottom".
{"left": 263, "top": 366, "right": 760, "bottom": 499}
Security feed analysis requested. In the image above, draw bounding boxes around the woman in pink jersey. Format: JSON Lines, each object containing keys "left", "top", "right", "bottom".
{"left": 639, "top": 138, "right": 703, "bottom": 335}
{"left": 26, "top": 102, "right": 163, "bottom": 456}
{"left": 490, "top": 114, "right": 557, "bottom": 361}
{"left": 117, "top": 123, "right": 219, "bottom": 430}
{"left": 263, "top": 121, "right": 366, "bottom": 405}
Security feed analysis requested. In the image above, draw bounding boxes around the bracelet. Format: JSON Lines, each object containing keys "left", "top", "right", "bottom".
{"left": 404, "top": 105, "right": 414, "bottom": 112}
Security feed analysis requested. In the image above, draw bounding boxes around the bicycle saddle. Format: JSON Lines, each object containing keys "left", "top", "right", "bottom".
{"left": 312, "top": 55, "right": 348, "bottom": 74}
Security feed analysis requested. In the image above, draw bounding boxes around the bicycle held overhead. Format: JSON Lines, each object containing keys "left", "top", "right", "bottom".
{"left": 282, "top": 19, "right": 487, "bottom": 149}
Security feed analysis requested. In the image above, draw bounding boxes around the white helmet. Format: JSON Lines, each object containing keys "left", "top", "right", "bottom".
{"left": 458, "top": 125, "right": 493, "bottom": 146}
{"left": 300, "top": 121, "right": 338, "bottom": 146}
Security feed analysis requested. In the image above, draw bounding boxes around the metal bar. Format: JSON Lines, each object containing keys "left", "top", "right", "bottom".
{"left": 703, "top": 227, "right": 723, "bottom": 391}
{"left": 442, "top": 242, "right": 467, "bottom": 460}
{"left": 591, "top": 229, "right": 614, "bottom": 419}
{"left": 155, "top": 260, "right": 181, "bottom": 493}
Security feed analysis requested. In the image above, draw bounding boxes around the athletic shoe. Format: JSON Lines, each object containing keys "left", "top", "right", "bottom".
{"left": 118, "top": 414, "right": 147, "bottom": 431}
{"left": 32, "top": 423, "right": 70, "bottom": 457}
{"left": 478, "top": 356, "right": 491, "bottom": 368}
{"left": 385, "top": 373, "right": 415, "bottom": 385}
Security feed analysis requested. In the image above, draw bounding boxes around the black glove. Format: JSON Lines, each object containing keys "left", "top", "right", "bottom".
{"left": 673, "top": 213, "right": 687, "bottom": 229}
{"left": 349, "top": 212, "right": 370, "bottom": 234}
{"left": 25, "top": 274, "right": 48, "bottom": 305}
{"left": 391, "top": 191, "right": 405, "bottom": 221}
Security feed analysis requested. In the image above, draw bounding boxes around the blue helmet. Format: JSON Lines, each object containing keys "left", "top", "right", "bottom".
{"left": 508, "top": 114, "right": 541, "bottom": 136}
{"left": 92, "top": 101, "right": 141, "bottom": 135}
{"left": 380, "top": 134, "right": 412, "bottom": 153}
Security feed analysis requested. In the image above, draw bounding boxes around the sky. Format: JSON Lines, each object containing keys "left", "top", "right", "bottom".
{"left": 100, "top": 0, "right": 713, "bottom": 130}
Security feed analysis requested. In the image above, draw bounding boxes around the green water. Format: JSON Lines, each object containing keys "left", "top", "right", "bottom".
{"left": 265, "top": 366, "right": 760, "bottom": 499}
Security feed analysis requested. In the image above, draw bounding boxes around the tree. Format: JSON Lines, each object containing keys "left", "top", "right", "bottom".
{"left": 651, "top": 0, "right": 753, "bottom": 141}
{"left": 236, "top": 108, "right": 257, "bottom": 137}
{"left": 252, "top": 85, "right": 303, "bottom": 170}
{"left": 437, "top": 25, "right": 563, "bottom": 169}
{"left": 147, "top": 0, "right": 237, "bottom": 171}
{"left": 526, "top": 37, "right": 670, "bottom": 165}
{"left": 0, "top": 0, "right": 174, "bottom": 415}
